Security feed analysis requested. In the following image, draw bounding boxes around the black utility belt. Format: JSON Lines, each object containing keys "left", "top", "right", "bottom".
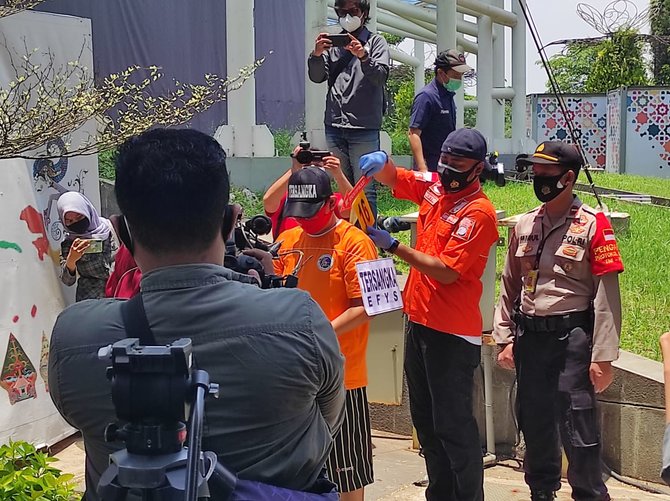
{"left": 519, "top": 310, "right": 592, "bottom": 333}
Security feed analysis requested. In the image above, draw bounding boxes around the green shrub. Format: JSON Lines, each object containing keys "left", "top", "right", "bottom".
{"left": 0, "top": 440, "right": 77, "bottom": 500}
{"left": 388, "top": 130, "right": 411, "bottom": 155}
{"left": 272, "top": 129, "right": 299, "bottom": 157}
{"left": 230, "top": 186, "right": 265, "bottom": 216}
{"left": 98, "top": 149, "right": 117, "bottom": 181}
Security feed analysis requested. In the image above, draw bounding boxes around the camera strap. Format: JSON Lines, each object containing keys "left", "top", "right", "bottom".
{"left": 120, "top": 293, "right": 157, "bottom": 346}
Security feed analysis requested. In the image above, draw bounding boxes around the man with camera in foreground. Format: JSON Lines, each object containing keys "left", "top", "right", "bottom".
{"left": 48, "top": 128, "right": 346, "bottom": 500}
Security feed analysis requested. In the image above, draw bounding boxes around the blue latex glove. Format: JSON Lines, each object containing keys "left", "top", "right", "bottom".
{"left": 367, "top": 226, "right": 395, "bottom": 250}
{"left": 359, "top": 151, "right": 388, "bottom": 178}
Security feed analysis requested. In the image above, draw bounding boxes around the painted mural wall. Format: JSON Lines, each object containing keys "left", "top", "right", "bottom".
{"left": 606, "top": 88, "right": 624, "bottom": 174}
{"left": 621, "top": 87, "right": 670, "bottom": 177}
{"left": 527, "top": 94, "right": 608, "bottom": 170}
{"left": 529, "top": 89, "right": 670, "bottom": 178}
{"left": 0, "top": 11, "right": 101, "bottom": 447}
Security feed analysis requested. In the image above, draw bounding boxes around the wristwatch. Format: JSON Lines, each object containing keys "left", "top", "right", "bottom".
{"left": 359, "top": 46, "right": 369, "bottom": 62}
{"left": 387, "top": 238, "right": 400, "bottom": 254}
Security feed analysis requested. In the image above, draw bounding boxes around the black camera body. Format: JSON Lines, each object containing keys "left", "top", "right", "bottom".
{"left": 292, "top": 133, "right": 331, "bottom": 165}
{"left": 479, "top": 151, "right": 506, "bottom": 187}
{"left": 103, "top": 339, "right": 193, "bottom": 455}
{"left": 224, "top": 212, "right": 297, "bottom": 289}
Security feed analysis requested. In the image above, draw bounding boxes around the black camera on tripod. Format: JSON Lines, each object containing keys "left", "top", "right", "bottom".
{"left": 479, "top": 151, "right": 506, "bottom": 187}
{"left": 97, "top": 338, "right": 236, "bottom": 500}
{"left": 291, "top": 132, "right": 332, "bottom": 165}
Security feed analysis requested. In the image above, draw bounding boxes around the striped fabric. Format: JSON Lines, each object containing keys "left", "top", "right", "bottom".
{"left": 326, "top": 387, "right": 374, "bottom": 493}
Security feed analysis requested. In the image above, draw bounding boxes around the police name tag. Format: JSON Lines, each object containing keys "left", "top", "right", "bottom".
{"left": 356, "top": 258, "right": 403, "bottom": 315}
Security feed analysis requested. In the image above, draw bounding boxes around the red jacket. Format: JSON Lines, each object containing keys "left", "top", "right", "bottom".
{"left": 105, "top": 244, "right": 141, "bottom": 299}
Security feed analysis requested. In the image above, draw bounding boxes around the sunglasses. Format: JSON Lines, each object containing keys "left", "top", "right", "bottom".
{"left": 335, "top": 7, "right": 363, "bottom": 17}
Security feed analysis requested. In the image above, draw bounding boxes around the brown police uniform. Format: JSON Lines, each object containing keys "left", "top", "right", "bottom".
{"left": 494, "top": 196, "right": 623, "bottom": 500}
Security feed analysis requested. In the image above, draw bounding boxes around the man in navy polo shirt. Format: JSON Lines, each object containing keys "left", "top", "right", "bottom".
{"left": 408, "top": 49, "right": 472, "bottom": 172}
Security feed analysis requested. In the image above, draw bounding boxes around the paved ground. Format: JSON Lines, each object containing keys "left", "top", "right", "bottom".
{"left": 55, "top": 432, "right": 670, "bottom": 500}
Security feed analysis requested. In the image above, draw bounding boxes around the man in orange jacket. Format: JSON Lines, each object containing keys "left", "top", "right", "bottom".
{"left": 360, "top": 128, "right": 499, "bottom": 501}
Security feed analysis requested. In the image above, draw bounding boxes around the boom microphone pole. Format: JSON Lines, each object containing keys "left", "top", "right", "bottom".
{"left": 516, "top": 0, "right": 605, "bottom": 209}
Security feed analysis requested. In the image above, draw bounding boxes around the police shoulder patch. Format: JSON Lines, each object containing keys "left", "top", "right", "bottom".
{"left": 589, "top": 212, "right": 624, "bottom": 276}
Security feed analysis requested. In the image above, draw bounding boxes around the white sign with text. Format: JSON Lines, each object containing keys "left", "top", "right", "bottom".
{"left": 356, "top": 258, "right": 403, "bottom": 315}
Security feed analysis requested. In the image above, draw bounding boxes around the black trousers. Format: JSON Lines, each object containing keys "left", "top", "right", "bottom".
{"left": 515, "top": 324, "right": 609, "bottom": 501}
{"left": 404, "top": 321, "right": 483, "bottom": 501}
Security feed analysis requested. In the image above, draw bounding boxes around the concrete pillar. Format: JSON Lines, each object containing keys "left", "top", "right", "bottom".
{"left": 476, "top": 13, "right": 493, "bottom": 144}
{"left": 437, "top": 0, "right": 457, "bottom": 52}
{"left": 216, "top": 0, "right": 274, "bottom": 157}
{"left": 456, "top": 11, "right": 465, "bottom": 128}
{"left": 369, "top": 0, "right": 378, "bottom": 33}
{"left": 511, "top": 0, "right": 528, "bottom": 152}
{"left": 492, "top": 0, "right": 505, "bottom": 144}
{"left": 225, "top": 0, "right": 256, "bottom": 157}
{"left": 304, "top": 0, "right": 329, "bottom": 147}
{"left": 414, "top": 40, "right": 425, "bottom": 95}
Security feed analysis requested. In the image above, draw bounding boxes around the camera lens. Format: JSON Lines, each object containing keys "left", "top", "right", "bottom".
{"left": 295, "top": 149, "right": 314, "bottom": 165}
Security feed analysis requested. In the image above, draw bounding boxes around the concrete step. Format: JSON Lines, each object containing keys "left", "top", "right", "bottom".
{"left": 54, "top": 434, "right": 670, "bottom": 500}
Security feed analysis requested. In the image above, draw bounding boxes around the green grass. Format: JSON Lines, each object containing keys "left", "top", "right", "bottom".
{"left": 272, "top": 129, "right": 295, "bottom": 157}
{"left": 484, "top": 181, "right": 670, "bottom": 361}
{"left": 580, "top": 170, "right": 670, "bottom": 199}
{"left": 108, "top": 169, "right": 670, "bottom": 362}
{"left": 377, "top": 181, "right": 670, "bottom": 361}
{"left": 230, "top": 186, "right": 265, "bottom": 216}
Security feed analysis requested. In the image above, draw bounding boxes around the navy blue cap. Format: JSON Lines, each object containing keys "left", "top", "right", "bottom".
{"left": 440, "top": 128, "right": 487, "bottom": 162}
{"left": 284, "top": 166, "right": 333, "bottom": 218}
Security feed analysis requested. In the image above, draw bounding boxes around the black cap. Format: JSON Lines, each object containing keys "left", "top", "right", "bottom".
{"left": 519, "top": 141, "right": 583, "bottom": 170}
{"left": 434, "top": 49, "right": 472, "bottom": 73}
{"left": 441, "top": 128, "right": 487, "bottom": 162}
{"left": 284, "top": 167, "right": 333, "bottom": 218}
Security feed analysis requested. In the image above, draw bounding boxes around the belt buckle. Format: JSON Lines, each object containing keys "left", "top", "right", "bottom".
{"left": 561, "top": 314, "right": 572, "bottom": 329}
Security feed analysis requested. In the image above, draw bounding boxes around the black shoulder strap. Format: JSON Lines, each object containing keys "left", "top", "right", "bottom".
{"left": 120, "top": 293, "right": 156, "bottom": 346}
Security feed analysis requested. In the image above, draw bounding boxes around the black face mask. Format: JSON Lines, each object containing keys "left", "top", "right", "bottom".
{"left": 67, "top": 218, "right": 90, "bottom": 234}
{"left": 533, "top": 173, "right": 568, "bottom": 203}
{"left": 438, "top": 162, "right": 477, "bottom": 193}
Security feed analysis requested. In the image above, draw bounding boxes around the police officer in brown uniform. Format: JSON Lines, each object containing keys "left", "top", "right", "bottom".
{"left": 493, "top": 141, "right": 624, "bottom": 501}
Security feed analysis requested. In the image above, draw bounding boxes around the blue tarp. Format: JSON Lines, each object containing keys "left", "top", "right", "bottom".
{"left": 36, "top": 0, "right": 306, "bottom": 134}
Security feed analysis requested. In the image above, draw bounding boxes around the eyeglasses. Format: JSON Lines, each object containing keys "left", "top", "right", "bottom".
{"left": 335, "top": 7, "right": 363, "bottom": 17}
